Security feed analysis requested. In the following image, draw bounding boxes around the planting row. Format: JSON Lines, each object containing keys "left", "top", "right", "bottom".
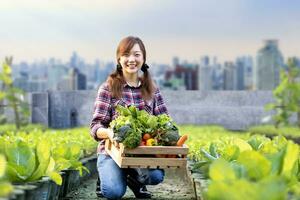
{"left": 0, "top": 125, "right": 98, "bottom": 199}
{"left": 183, "top": 125, "right": 300, "bottom": 200}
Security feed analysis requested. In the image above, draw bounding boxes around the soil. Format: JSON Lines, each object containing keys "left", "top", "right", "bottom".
{"left": 66, "top": 168, "right": 196, "bottom": 200}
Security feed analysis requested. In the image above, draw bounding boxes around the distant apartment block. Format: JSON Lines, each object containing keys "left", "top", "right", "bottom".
{"left": 199, "top": 56, "right": 213, "bottom": 90}
{"left": 13, "top": 72, "right": 47, "bottom": 92}
{"left": 165, "top": 64, "right": 198, "bottom": 90}
{"left": 223, "top": 62, "right": 237, "bottom": 90}
{"left": 236, "top": 56, "right": 253, "bottom": 90}
{"left": 255, "top": 40, "right": 284, "bottom": 90}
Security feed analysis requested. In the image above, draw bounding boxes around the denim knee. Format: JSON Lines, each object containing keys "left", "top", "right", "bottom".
{"left": 101, "top": 184, "right": 126, "bottom": 200}
{"left": 149, "top": 169, "right": 164, "bottom": 185}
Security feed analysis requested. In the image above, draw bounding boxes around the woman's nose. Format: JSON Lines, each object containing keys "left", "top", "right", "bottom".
{"left": 128, "top": 55, "right": 135, "bottom": 62}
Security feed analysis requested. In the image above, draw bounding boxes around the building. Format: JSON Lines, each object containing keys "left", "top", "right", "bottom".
{"left": 47, "top": 64, "right": 69, "bottom": 90}
{"left": 236, "top": 56, "right": 253, "bottom": 90}
{"left": 223, "top": 62, "right": 237, "bottom": 90}
{"left": 255, "top": 40, "right": 284, "bottom": 90}
{"left": 199, "top": 56, "right": 213, "bottom": 90}
{"left": 165, "top": 64, "right": 198, "bottom": 90}
{"left": 70, "top": 67, "right": 87, "bottom": 90}
{"left": 235, "top": 58, "right": 246, "bottom": 90}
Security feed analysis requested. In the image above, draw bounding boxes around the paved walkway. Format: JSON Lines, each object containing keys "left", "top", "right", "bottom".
{"left": 67, "top": 168, "right": 195, "bottom": 200}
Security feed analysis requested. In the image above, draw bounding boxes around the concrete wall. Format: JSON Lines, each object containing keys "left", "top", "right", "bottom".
{"left": 30, "top": 90, "right": 277, "bottom": 130}
{"left": 163, "top": 90, "right": 274, "bottom": 130}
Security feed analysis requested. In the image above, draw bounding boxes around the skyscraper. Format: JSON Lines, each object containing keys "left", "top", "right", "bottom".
{"left": 255, "top": 40, "right": 284, "bottom": 90}
{"left": 223, "top": 62, "right": 236, "bottom": 90}
{"left": 199, "top": 56, "right": 213, "bottom": 90}
{"left": 235, "top": 56, "right": 253, "bottom": 90}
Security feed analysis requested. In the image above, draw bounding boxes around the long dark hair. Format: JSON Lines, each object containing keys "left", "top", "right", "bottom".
{"left": 107, "top": 36, "right": 155, "bottom": 101}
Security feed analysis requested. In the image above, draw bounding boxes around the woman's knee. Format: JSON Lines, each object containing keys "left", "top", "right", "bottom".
{"left": 149, "top": 169, "right": 164, "bottom": 185}
{"left": 101, "top": 184, "right": 126, "bottom": 200}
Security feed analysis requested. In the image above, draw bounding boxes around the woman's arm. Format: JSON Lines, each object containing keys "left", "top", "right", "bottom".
{"left": 90, "top": 83, "right": 112, "bottom": 141}
{"left": 153, "top": 87, "right": 169, "bottom": 116}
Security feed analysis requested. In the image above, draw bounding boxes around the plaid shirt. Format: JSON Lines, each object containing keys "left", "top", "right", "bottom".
{"left": 90, "top": 81, "right": 169, "bottom": 154}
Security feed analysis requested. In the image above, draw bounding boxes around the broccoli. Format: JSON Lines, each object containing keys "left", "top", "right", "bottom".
{"left": 122, "top": 129, "right": 142, "bottom": 149}
{"left": 113, "top": 125, "right": 131, "bottom": 143}
{"left": 156, "top": 129, "right": 180, "bottom": 146}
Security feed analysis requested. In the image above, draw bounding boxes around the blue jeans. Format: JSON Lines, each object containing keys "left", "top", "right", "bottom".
{"left": 97, "top": 154, "right": 165, "bottom": 200}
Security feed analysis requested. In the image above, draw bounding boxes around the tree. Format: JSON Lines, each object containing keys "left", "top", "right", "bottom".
{"left": 266, "top": 58, "right": 300, "bottom": 128}
{"left": 0, "top": 57, "right": 30, "bottom": 129}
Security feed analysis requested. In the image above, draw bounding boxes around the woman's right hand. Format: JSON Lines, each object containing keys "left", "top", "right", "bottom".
{"left": 96, "top": 128, "right": 120, "bottom": 148}
{"left": 96, "top": 128, "right": 114, "bottom": 140}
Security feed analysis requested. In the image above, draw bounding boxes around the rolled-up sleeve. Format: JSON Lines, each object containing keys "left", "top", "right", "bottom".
{"left": 90, "top": 83, "right": 112, "bottom": 141}
{"left": 153, "top": 87, "right": 169, "bottom": 116}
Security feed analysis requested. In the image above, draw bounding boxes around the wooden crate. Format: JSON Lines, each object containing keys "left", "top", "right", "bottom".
{"left": 105, "top": 139, "right": 189, "bottom": 169}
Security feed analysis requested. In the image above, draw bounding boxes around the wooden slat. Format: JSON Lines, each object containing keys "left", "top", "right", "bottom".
{"left": 123, "top": 145, "right": 189, "bottom": 155}
{"left": 105, "top": 139, "right": 123, "bottom": 168}
{"left": 121, "top": 157, "right": 187, "bottom": 168}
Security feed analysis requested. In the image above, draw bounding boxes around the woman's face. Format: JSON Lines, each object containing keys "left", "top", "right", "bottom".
{"left": 119, "top": 43, "right": 144, "bottom": 75}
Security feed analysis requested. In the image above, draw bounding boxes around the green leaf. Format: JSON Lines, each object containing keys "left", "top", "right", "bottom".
{"left": 221, "top": 145, "right": 240, "bottom": 161}
{"left": 5, "top": 164, "right": 26, "bottom": 182}
{"left": 257, "top": 176, "right": 288, "bottom": 200}
{"left": 0, "top": 154, "right": 6, "bottom": 178}
{"left": 209, "top": 143, "right": 219, "bottom": 158}
{"left": 258, "top": 141, "right": 278, "bottom": 155}
{"left": 27, "top": 140, "right": 51, "bottom": 181}
{"left": 209, "top": 159, "right": 236, "bottom": 181}
{"left": 230, "top": 162, "right": 247, "bottom": 179}
{"left": 46, "top": 157, "right": 56, "bottom": 175}
{"left": 207, "top": 179, "right": 259, "bottom": 200}
{"left": 2, "top": 75, "right": 12, "bottom": 85}
{"left": 129, "top": 105, "right": 138, "bottom": 118}
{"left": 265, "top": 103, "right": 276, "bottom": 111}
{"left": 48, "top": 171, "right": 62, "bottom": 185}
{"left": 52, "top": 143, "right": 70, "bottom": 160}
{"left": 231, "top": 138, "right": 252, "bottom": 152}
{"left": 0, "top": 182, "right": 14, "bottom": 197}
{"left": 237, "top": 150, "right": 271, "bottom": 181}
{"left": 116, "top": 105, "right": 131, "bottom": 116}
{"left": 68, "top": 142, "right": 82, "bottom": 160}
{"left": 54, "top": 158, "right": 72, "bottom": 171}
{"left": 265, "top": 149, "right": 285, "bottom": 175}
{"left": 2, "top": 63, "right": 12, "bottom": 75}
{"left": 201, "top": 148, "right": 217, "bottom": 161}
{"left": 281, "top": 141, "right": 299, "bottom": 178}
{"left": 247, "top": 136, "right": 264, "bottom": 151}
{"left": 147, "top": 116, "right": 158, "bottom": 129}
{"left": 5, "top": 140, "right": 36, "bottom": 181}
{"left": 0, "top": 91, "right": 5, "bottom": 100}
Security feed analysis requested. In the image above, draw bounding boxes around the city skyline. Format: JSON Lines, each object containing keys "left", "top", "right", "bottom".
{"left": 1, "top": 0, "right": 300, "bottom": 64}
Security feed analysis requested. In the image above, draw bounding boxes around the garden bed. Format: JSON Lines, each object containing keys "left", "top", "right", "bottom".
{"left": 186, "top": 160, "right": 208, "bottom": 200}
{"left": 7, "top": 154, "right": 98, "bottom": 200}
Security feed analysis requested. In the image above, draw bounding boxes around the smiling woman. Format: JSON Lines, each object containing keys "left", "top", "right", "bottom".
{"left": 90, "top": 36, "right": 169, "bottom": 199}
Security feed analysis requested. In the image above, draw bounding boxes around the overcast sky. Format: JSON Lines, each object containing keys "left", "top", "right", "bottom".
{"left": 0, "top": 0, "right": 299, "bottom": 64}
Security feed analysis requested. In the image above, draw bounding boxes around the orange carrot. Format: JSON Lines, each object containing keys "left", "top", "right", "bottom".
{"left": 176, "top": 134, "right": 188, "bottom": 146}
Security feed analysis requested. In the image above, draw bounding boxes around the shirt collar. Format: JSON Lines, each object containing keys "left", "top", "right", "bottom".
{"left": 123, "top": 80, "right": 142, "bottom": 88}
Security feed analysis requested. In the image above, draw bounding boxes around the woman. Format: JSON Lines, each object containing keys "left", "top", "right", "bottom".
{"left": 90, "top": 36, "right": 169, "bottom": 199}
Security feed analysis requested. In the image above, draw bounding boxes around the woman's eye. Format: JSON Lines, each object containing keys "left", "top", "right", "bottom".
{"left": 135, "top": 54, "right": 140, "bottom": 57}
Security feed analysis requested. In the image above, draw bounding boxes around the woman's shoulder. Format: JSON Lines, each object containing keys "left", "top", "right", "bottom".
{"left": 97, "top": 81, "right": 111, "bottom": 93}
{"left": 153, "top": 84, "right": 162, "bottom": 95}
